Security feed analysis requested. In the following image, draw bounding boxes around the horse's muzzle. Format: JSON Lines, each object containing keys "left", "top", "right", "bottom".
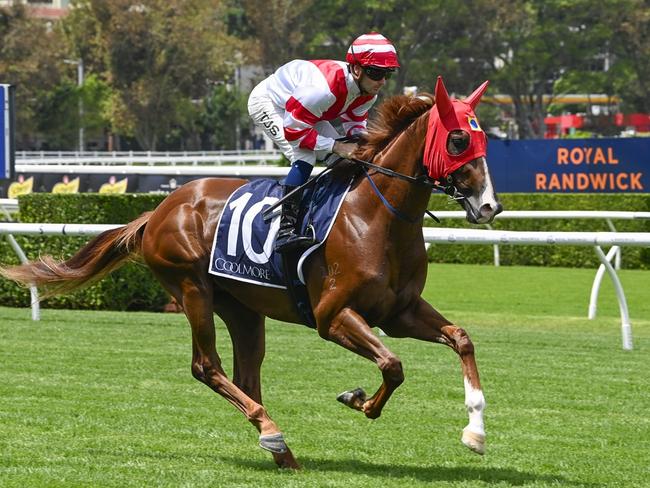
{"left": 473, "top": 202, "right": 502, "bottom": 224}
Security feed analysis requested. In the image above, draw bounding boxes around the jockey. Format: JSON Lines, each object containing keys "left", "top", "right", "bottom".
{"left": 247, "top": 32, "right": 400, "bottom": 253}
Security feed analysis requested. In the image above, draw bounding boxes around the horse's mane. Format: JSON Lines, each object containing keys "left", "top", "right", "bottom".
{"left": 357, "top": 93, "right": 433, "bottom": 161}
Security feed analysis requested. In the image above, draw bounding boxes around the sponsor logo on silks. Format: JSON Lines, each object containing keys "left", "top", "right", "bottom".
{"left": 467, "top": 115, "right": 482, "bottom": 131}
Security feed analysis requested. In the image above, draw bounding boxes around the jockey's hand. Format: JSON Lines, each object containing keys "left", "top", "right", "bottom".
{"left": 332, "top": 141, "right": 358, "bottom": 160}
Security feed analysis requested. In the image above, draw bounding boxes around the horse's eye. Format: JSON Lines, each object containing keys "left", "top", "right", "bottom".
{"left": 453, "top": 138, "right": 468, "bottom": 151}
{"left": 447, "top": 130, "right": 469, "bottom": 155}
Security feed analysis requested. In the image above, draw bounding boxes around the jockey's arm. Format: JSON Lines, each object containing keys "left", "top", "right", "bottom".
{"left": 335, "top": 98, "right": 374, "bottom": 159}
{"left": 283, "top": 85, "right": 337, "bottom": 165}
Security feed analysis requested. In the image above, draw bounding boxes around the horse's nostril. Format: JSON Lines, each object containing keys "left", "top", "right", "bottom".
{"left": 479, "top": 203, "right": 495, "bottom": 216}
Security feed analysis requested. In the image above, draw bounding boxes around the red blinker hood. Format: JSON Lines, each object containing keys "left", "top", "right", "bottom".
{"left": 423, "top": 76, "right": 489, "bottom": 180}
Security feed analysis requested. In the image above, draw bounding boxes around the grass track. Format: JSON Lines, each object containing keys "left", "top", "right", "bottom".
{"left": 0, "top": 263, "right": 649, "bottom": 487}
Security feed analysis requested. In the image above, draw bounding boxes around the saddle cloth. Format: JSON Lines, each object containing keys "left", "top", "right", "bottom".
{"left": 208, "top": 174, "right": 351, "bottom": 288}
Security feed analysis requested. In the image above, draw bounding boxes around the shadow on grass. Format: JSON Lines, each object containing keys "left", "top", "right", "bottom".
{"left": 220, "top": 454, "right": 594, "bottom": 487}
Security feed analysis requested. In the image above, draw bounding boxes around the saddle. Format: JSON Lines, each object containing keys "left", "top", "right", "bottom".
{"left": 208, "top": 167, "right": 356, "bottom": 326}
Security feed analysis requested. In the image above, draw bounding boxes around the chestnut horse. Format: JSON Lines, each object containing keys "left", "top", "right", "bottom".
{"left": 2, "top": 77, "right": 501, "bottom": 469}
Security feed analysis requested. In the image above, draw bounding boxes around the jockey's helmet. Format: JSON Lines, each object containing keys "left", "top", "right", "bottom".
{"left": 346, "top": 32, "right": 400, "bottom": 69}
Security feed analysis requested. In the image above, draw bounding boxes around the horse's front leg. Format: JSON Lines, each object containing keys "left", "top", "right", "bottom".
{"left": 317, "top": 307, "right": 404, "bottom": 419}
{"left": 381, "top": 297, "right": 486, "bottom": 455}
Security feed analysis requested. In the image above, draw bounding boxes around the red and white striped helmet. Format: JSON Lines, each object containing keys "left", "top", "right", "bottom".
{"left": 346, "top": 32, "right": 400, "bottom": 69}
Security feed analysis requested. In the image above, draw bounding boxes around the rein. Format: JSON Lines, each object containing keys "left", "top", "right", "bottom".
{"left": 360, "top": 165, "right": 424, "bottom": 224}
{"left": 349, "top": 156, "right": 433, "bottom": 187}
{"left": 349, "top": 156, "right": 465, "bottom": 224}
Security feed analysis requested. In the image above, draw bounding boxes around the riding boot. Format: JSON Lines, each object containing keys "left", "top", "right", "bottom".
{"left": 274, "top": 185, "right": 314, "bottom": 253}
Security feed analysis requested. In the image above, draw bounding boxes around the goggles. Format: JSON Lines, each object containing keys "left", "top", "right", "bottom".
{"left": 363, "top": 66, "right": 394, "bottom": 81}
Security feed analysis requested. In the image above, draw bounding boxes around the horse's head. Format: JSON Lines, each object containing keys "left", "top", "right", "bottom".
{"left": 423, "top": 77, "right": 502, "bottom": 224}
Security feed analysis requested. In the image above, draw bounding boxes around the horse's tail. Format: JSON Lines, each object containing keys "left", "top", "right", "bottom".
{"left": 0, "top": 212, "right": 152, "bottom": 297}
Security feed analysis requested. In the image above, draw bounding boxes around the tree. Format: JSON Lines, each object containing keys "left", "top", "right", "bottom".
{"left": 32, "top": 71, "right": 111, "bottom": 150}
{"left": 607, "top": 0, "right": 650, "bottom": 113}
{"left": 0, "top": 5, "right": 68, "bottom": 148}
{"left": 260, "top": 0, "right": 500, "bottom": 102}
{"left": 481, "top": 0, "right": 622, "bottom": 138}
{"left": 297, "top": 1, "right": 643, "bottom": 139}
{"left": 62, "top": 0, "right": 249, "bottom": 150}
{"left": 199, "top": 84, "right": 248, "bottom": 150}
{"left": 239, "top": 0, "right": 312, "bottom": 73}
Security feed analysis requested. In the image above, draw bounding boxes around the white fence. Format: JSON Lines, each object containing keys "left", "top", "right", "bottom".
{"left": 14, "top": 164, "right": 295, "bottom": 176}
{"left": 16, "top": 150, "right": 283, "bottom": 167}
{"left": 422, "top": 228, "right": 650, "bottom": 350}
{"left": 0, "top": 199, "right": 18, "bottom": 213}
{"left": 1, "top": 221, "right": 648, "bottom": 350}
{"left": 12, "top": 157, "right": 300, "bottom": 176}
{"left": 431, "top": 210, "right": 650, "bottom": 268}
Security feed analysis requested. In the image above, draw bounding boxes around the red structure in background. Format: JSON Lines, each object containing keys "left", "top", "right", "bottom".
{"left": 27, "top": 6, "right": 68, "bottom": 20}
{"left": 545, "top": 113, "right": 650, "bottom": 138}
{"left": 613, "top": 114, "right": 650, "bottom": 132}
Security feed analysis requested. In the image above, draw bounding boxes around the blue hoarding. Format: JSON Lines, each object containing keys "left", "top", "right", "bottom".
{"left": 1, "top": 84, "right": 16, "bottom": 181}
{"left": 487, "top": 138, "right": 649, "bottom": 193}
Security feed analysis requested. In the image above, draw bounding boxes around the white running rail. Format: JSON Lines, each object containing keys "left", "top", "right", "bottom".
{"left": 16, "top": 150, "right": 283, "bottom": 167}
{"left": 0, "top": 198, "right": 18, "bottom": 213}
{"left": 430, "top": 210, "right": 650, "bottom": 269}
{"left": 423, "top": 228, "right": 650, "bottom": 350}
{"left": 1, "top": 222, "right": 648, "bottom": 350}
{"left": 0, "top": 223, "right": 121, "bottom": 321}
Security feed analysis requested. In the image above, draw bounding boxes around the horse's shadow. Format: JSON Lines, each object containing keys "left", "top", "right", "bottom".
{"left": 220, "top": 455, "right": 592, "bottom": 487}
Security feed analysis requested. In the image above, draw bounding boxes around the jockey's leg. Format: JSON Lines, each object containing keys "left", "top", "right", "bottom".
{"left": 247, "top": 82, "right": 294, "bottom": 160}
{"left": 275, "top": 160, "right": 314, "bottom": 253}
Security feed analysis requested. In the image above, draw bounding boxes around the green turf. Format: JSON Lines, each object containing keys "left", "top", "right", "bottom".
{"left": 0, "top": 263, "right": 648, "bottom": 487}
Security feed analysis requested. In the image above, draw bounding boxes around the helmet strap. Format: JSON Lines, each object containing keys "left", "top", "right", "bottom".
{"left": 349, "top": 43, "right": 360, "bottom": 65}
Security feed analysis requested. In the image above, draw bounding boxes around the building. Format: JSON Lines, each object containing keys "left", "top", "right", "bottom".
{"left": 545, "top": 113, "right": 650, "bottom": 138}
{"left": 0, "top": 0, "right": 70, "bottom": 20}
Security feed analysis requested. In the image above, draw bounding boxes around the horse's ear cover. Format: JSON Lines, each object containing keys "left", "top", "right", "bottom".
{"left": 434, "top": 76, "right": 455, "bottom": 129}
{"left": 464, "top": 80, "right": 490, "bottom": 110}
{"left": 423, "top": 76, "right": 489, "bottom": 180}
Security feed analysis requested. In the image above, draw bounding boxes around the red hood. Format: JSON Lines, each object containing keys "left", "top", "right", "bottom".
{"left": 423, "top": 77, "right": 489, "bottom": 180}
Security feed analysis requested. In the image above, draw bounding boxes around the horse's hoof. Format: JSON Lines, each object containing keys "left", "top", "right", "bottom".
{"left": 259, "top": 432, "right": 288, "bottom": 454}
{"left": 272, "top": 450, "right": 301, "bottom": 470}
{"left": 336, "top": 387, "right": 367, "bottom": 410}
{"left": 461, "top": 428, "right": 485, "bottom": 455}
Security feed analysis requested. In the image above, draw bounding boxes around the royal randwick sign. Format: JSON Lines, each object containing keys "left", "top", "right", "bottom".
{"left": 488, "top": 138, "right": 649, "bottom": 193}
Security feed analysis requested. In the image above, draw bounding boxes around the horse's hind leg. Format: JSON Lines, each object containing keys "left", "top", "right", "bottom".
{"left": 381, "top": 297, "right": 486, "bottom": 455}
{"left": 214, "top": 295, "right": 265, "bottom": 403}
{"left": 214, "top": 295, "right": 300, "bottom": 469}
{"left": 180, "top": 280, "right": 299, "bottom": 469}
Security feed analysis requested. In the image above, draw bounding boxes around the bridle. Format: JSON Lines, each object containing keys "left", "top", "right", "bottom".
{"left": 351, "top": 155, "right": 466, "bottom": 197}
{"left": 347, "top": 155, "right": 466, "bottom": 224}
